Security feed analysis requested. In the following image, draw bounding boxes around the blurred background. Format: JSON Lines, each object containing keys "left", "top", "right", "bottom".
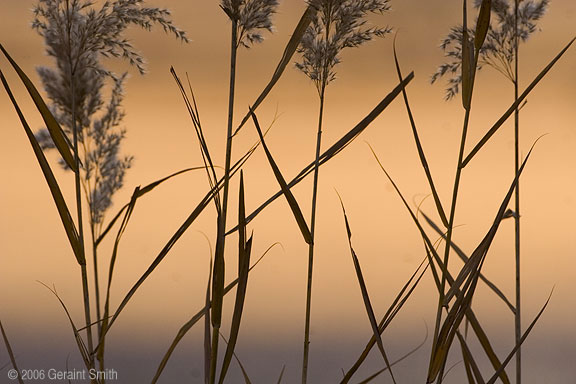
{"left": 1, "top": 0, "right": 575, "bottom": 382}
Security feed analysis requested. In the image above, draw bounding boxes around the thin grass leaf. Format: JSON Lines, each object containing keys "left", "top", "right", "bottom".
{"left": 485, "top": 291, "right": 553, "bottom": 384}
{"left": 251, "top": 108, "right": 312, "bottom": 244}
{"left": 457, "top": 331, "right": 485, "bottom": 384}
{"left": 462, "top": 36, "right": 575, "bottom": 168}
{"left": 356, "top": 326, "right": 428, "bottom": 384}
{"left": 233, "top": 5, "right": 316, "bottom": 137}
{"left": 422, "top": 212, "right": 515, "bottom": 313}
{"left": 205, "top": 257, "right": 213, "bottom": 384}
{"left": 228, "top": 72, "right": 414, "bottom": 236}
{"left": 369, "top": 147, "right": 510, "bottom": 384}
{"left": 0, "top": 70, "right": 83, "bottom": 265}
{"left": 151, "top": 245, "right": 277, "bottom": 384}
{"left": 218, "top": 333, "right": 253, "bottom": 384}
{"left": 97, "top": 186, "right": 140, "bottom": 363}
{"left": 393, "top": 38, "right": 448, "bottom": 228}
{"left": 277, "top": 365, "right": 286, "bottom": 384}
{"left": 340, "top": 255, "right": 428, "bottom": 383}
{"left": 338, "top": 196, "right": 397, "bottom": 384}
{"left": 474, "top": 0, "right": 492, "bottom": 52}
{"left": 219, "top": 172, "right": 253, "bottom": 384}
{"left": 38, "top": 283, "right": 93, "bottom": 375}
{"left": 96, "top": 166, "right": 211, "bottom": 246}
{"left": 0, "top": 43, "right": 76, "bottom": 171}
{"left": 0, "top": 320, "right": 24, "bottom": 384}
{"left": 171, "top": 67, "right": 221, "bottom": 213}
{"left": 462, "top": 0, "right": 473, "bottom": 110}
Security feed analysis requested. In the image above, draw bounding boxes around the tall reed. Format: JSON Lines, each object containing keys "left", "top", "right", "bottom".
{"left": 295, "top": 1, "right": 391, "bottom": 381}
{"left": 30, "top": 0, "right": 187, "bottom": 374}
{"left": 212, "top": 2, "right": 278, "bottom": 383}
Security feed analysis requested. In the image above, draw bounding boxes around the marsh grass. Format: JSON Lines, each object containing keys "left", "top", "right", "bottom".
{"left": 1, "top": 1, "right": 574, "bottom": 383}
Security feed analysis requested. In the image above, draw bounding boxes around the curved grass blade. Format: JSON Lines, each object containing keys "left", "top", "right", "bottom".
{"left": 0, "top": 43, "right": 76, "bottom": 171}
{"left": 277, "top": 365, "right": 286, "bottom": 384}
{"left": 393, "top": 38, "right": 448, "bottom": 228}
{"left": 219, "top": 172, "right": 253, "bottom": 384}
{"left": 0, "top": 320, "right": 25, "bottom": 384}
{"left": 38, "top": 283, "right": 93, "bottom": 375}
{"left": 171, "top": 67, "right": 221, "bottom": 213}
{"left": 251, "top": 109, "right": 312, "bottom": 244}
{"left": 150, "top": 245, "right": 277, "bottom": 384}
{"left": 97, "top": 187, "right": 140, "bottom": 364}
{"left": 457, "top": 331, "right": 485, "bottom": 384}
{"left": 1, "top": 70, "right": 83, "bottom": 265}
{"left": 205, "top": 257, "right": 213, "bottom": 384}
{"left": 474, "top": 0, "right": 492, "bottom": 52}
{"left": 340, "top": 255, "right": 428, "bottom": 383}
{"left": 232, "top": 5, "right": 316, "bottom": 137}
{"left": 486, "top": 291, "right": 552, "bottom": 384}
{"left": 462, "top": 36, "right": 575, "bottom": 168}
{"left": 227, "top": 72, "right": 414, "bottom": 236}
{"left": 218, "top": 333, "right": 253, "bottom": 384}
{"left": 356, "top": 326, "right": 428, "bottom": 384}
{"left": 338, "top": 196, "right": 396, "bottom": 383}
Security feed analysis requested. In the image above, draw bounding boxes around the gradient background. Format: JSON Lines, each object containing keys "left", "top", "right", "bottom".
{"left": 1, "top": 1, "right": 575, "bottom": 382}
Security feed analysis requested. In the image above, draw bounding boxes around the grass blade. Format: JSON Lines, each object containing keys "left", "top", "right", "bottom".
{"left": 219, "top": 172, "right": 253, "bottom": 384}
{"left": 96, "top": 187, "right": 140, "bottom": 364}
{"left": 38, "top": 283, "right": 93, "bottom": 376}
{"left": 0, "top": 43, "right": 76, "bottom": 171}
{"left": 457, "top": 331, "right": 485, "bottom": 384}
{"left": 338, "top": 196, "right": 397, "bottom": 384}
{"left": 276, "top": 365, "right": 286, "bottom": 384}
{"left": 250, "top": 108, "right": 312, "bottom": 244}
{"left": 0, "top": 70, "right": 83, "bottom": 265}
{"left": 474, "top": 0, "right": 492, "bottom": 52}
{"left": 462, "top": 36, "right": 575, "bottom": 168}
{"left": 0, "top": 320, "right": 24, "bottom": 384}
{"left": 485, "top": 291, "right": 552, "bottom": 384}
{"left": 205, "top": 257, "right": 213, "bottom": 384}
{"left": 356, "top": 327, "right": 428, "bottom": 384}
{"left": 340, "top": 255, "right": 428, "bottom": 382}
{"left": 218, "top": 333, "right": 253, "bottom": 384}
{"left": 232, "top": 5, "right": 316, "bottom": 137}
{"left": 393, "top": 38, "right": 448, "bottom": 228}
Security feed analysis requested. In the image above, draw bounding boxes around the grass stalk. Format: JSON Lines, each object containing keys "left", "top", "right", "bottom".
{"left": 302, "top": 81, "right": 326, "bottom": 384}
{"left": 70, "top": 71, "right": 95, "bottom": 371}
{"left": 513, "top": 2, "right": 522, "bottom": 383}
{"left": 210, "top": 15, "right": 239, "bottom": 384}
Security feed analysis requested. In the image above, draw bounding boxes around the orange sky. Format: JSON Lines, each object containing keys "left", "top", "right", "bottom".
{"left": 1, "top": 1, "right": 575, "bottom": 382}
